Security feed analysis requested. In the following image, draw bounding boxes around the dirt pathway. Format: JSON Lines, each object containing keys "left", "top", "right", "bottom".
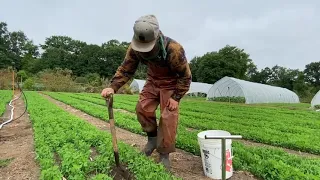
{"left": 41, "top": 93, "right": 258, "bottom": 180}
{"left": 0, "top": 91, "right": 40, "bottom": 180}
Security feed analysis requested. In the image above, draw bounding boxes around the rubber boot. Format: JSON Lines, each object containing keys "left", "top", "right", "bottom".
{"left": 143, "top": 136, "right": 157, "bottom": 156}
{"left": 159, "top": 153, "right": 170, "bottom": 170}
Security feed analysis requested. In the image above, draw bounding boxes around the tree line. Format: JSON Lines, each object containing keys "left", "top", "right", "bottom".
{"left": 190, "top": 47, "right": 320, "bottom": 102}
{"left": 1, "top": 21, "right": 319, "bottom": 102}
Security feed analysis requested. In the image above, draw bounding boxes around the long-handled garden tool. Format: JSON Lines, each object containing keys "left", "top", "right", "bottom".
{"left": 105, "top": 94, "right": 120, "bottom": 167}
{"left": 105, "top": 94, "right": 132, "bottom": 179}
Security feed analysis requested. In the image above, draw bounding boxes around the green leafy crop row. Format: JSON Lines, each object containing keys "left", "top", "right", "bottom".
{"left": 0, "top": 90, "right": 13, "bottom": 117}
{"left": 60, "top": 92, "right": 320, "bottom": 155}
{"left": 26, "top": 91, "right": 180, "bottom": 180}
{"left": 44, "top": 91, "right": 320, "bottom": 180}
{"left": 208, "top": 96, "right": 246, "bottom": 103}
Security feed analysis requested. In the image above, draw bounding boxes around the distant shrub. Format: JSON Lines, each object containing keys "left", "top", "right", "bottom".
{"left": 117, "top": 83, "right": 133, "bottom": 95}
{"left": 23, "top": 78, "right": 35, "bottom": 90}
{"left": 74, "top": 76, "right": 88, "bottom": 84}
{"left": 0, "top": 69, "right": 12, "bottom": 90}
{"left": 37, "top": 68, "right": 81, "bottom": 92}
{"left": 208, "top": 96, "right": 246, "bottom": 103}
{"left": 314, "top": 105, "right": 320, "bottom": 109}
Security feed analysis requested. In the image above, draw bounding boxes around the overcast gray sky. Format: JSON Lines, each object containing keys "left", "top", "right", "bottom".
{"left": 1, "top": 0, "right": 319, "bottom": 70}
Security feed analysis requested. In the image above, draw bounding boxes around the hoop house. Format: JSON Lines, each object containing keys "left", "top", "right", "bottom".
{"left": 186, "top": 82, "right": 213, "bottom": 96}
{"left": 207, "top": 76, "right": 300, "bottom": 104}
{"left": 311, "top": 90, "right": 320, "bottom": 108}
{"left": 129, "top": 79, "right": 146, "bottom": 93}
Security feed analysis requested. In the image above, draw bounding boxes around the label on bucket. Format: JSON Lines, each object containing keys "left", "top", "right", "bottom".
{"left": 226, "top": 149, "right": 232, "bottom": 172}
{"left": 203, "top": 149, "right": 212, "bottom": 174}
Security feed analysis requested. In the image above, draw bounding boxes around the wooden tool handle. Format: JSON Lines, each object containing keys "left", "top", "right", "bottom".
{"left": 107, "top": 94, "right": 114, "bottom": 119}
{"left": 105, "top": 94, "right": 120, "bottom": 167}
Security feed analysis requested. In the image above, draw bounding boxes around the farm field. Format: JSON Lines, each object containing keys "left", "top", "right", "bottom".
{"left": 1, "top": 90, "right": 320, "bottom": 180}
{"left": 25, "top": 91, "right": 178, "bottom": 180}
{"left": 50, "top": 91, "right": 320, "bottom": 154}
{"left": 41, "top": 91, "right": 320, "bottom": 180}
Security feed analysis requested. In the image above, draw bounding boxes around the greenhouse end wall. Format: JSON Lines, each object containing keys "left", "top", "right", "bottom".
{"left": 129, "top": 79, "right": 146, "bottom": 93}
{"left": 186, "top": 82, "right": 213, "bottom": 96}
{"left": 311, "top": 90, "right": 320, "bottom": 108}
{"left": 206, "top": 76, "right": 300, "bottom": 104}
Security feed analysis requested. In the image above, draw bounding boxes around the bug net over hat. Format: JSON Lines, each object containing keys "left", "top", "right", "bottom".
{"left": 131, "top": 14, "right": 160, "bottom": 52}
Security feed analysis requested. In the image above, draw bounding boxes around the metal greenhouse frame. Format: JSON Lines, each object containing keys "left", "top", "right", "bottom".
{"left": 206, "top": 76, "right": 300, "bottom": 104}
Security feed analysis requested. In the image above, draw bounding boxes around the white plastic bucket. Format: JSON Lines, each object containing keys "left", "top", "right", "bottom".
{"left": 197, "top": 130, "right": 233, "bottom": 179}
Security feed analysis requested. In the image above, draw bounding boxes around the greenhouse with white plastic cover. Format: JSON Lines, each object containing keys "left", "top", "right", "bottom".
{"left": 207, "top": 76, "right": 300, "bottom": 104}
{"left": 186, "top": 82, "right": 213, "bottom": 97}
{"left": 311, "top": 90, "right": 320, "bottom": 109}
{"left": 129, "top": 79, "right": 146, "bottom": 93}
{"left": 130, "top": 79, "right": 214, "bottom": 97}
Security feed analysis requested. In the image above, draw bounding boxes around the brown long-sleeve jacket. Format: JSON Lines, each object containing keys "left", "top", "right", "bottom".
{"left": 110, "top": 36, "right": 191, "bottom": 102}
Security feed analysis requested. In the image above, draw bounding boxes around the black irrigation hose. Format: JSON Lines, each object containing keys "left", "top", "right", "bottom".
{"left": 11, "top": 79, "right": 28, "bottom": 121}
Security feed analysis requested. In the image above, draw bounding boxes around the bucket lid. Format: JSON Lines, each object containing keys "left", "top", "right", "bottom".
{"left": 197, "top": 130, "right": 232, "bottom": 139}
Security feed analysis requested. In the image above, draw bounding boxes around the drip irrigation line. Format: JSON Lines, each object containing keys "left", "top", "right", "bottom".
{"left": 0, "top": 79, "right": 28, "bottom": 129}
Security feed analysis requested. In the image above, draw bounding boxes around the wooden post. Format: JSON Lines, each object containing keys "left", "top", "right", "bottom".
{"left": 12, "top": 68, "right": 15, "bottom": 98}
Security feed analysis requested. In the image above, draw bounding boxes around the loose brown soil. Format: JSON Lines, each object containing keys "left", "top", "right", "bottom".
{"left": 54, "top": 152, "right": 62, "bottom": 166}
{"left": 42, "top": 93, "right": 258, "bottom": 180}
{"left": 186, "top": 127, "right": 197, "bottom": 132}
{"left": 90, "top": 147, "right": 99, "bottom": 161}
{"left": 110, "top": 164, "right": 135, "bottom": 180}
{"left": 0, "top": 91, "right": 40, "bottom": 180}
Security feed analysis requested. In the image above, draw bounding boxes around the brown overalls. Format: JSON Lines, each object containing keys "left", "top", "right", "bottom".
{"left": 136, "top": 60, "right": 179, "bottom": 153}
{"left": 136, "top": 39, "right": 180, "bottom": 154}
{"left": 110, "top": 35, "right": 191, "bottom": 154}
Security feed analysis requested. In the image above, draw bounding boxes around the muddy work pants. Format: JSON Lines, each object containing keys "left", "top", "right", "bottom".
{"left": 135, "top": 80, "right": 179, "bottom": 154}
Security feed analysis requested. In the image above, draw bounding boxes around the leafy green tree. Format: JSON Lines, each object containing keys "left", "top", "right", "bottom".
{"left": 23, "top": 77, "right": 35, "bottom": 90}
{"left": 0, "top": 22, "right": 12, "bottom": 69}
{"left": 189, "top": 56, "right": 202, "bottom": 82}
{"left": 267, "top": 65, "right": 300, "bottom": 90}
{"left": 217, "top": 45, "right": 251, "bottom": 79}
{"left": 245, "top": 60, "right": 258, "bottom": 81}
{"left": 17, "top": 70, "right": 28, "bottom": 82}
{"left": 195, "top": 45, "right": 252, "bottom": 84}
{"left": 304, "top": 62, "right": 320, "bottom": 87}
{"left": 249, "top": 67, "right": 272, "bottom": 84}
{"left": 100, "top": 40, "right": 127, "bottom": 78}
{"left": 0, "top": 22, "right": 38, "bottom": 70}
